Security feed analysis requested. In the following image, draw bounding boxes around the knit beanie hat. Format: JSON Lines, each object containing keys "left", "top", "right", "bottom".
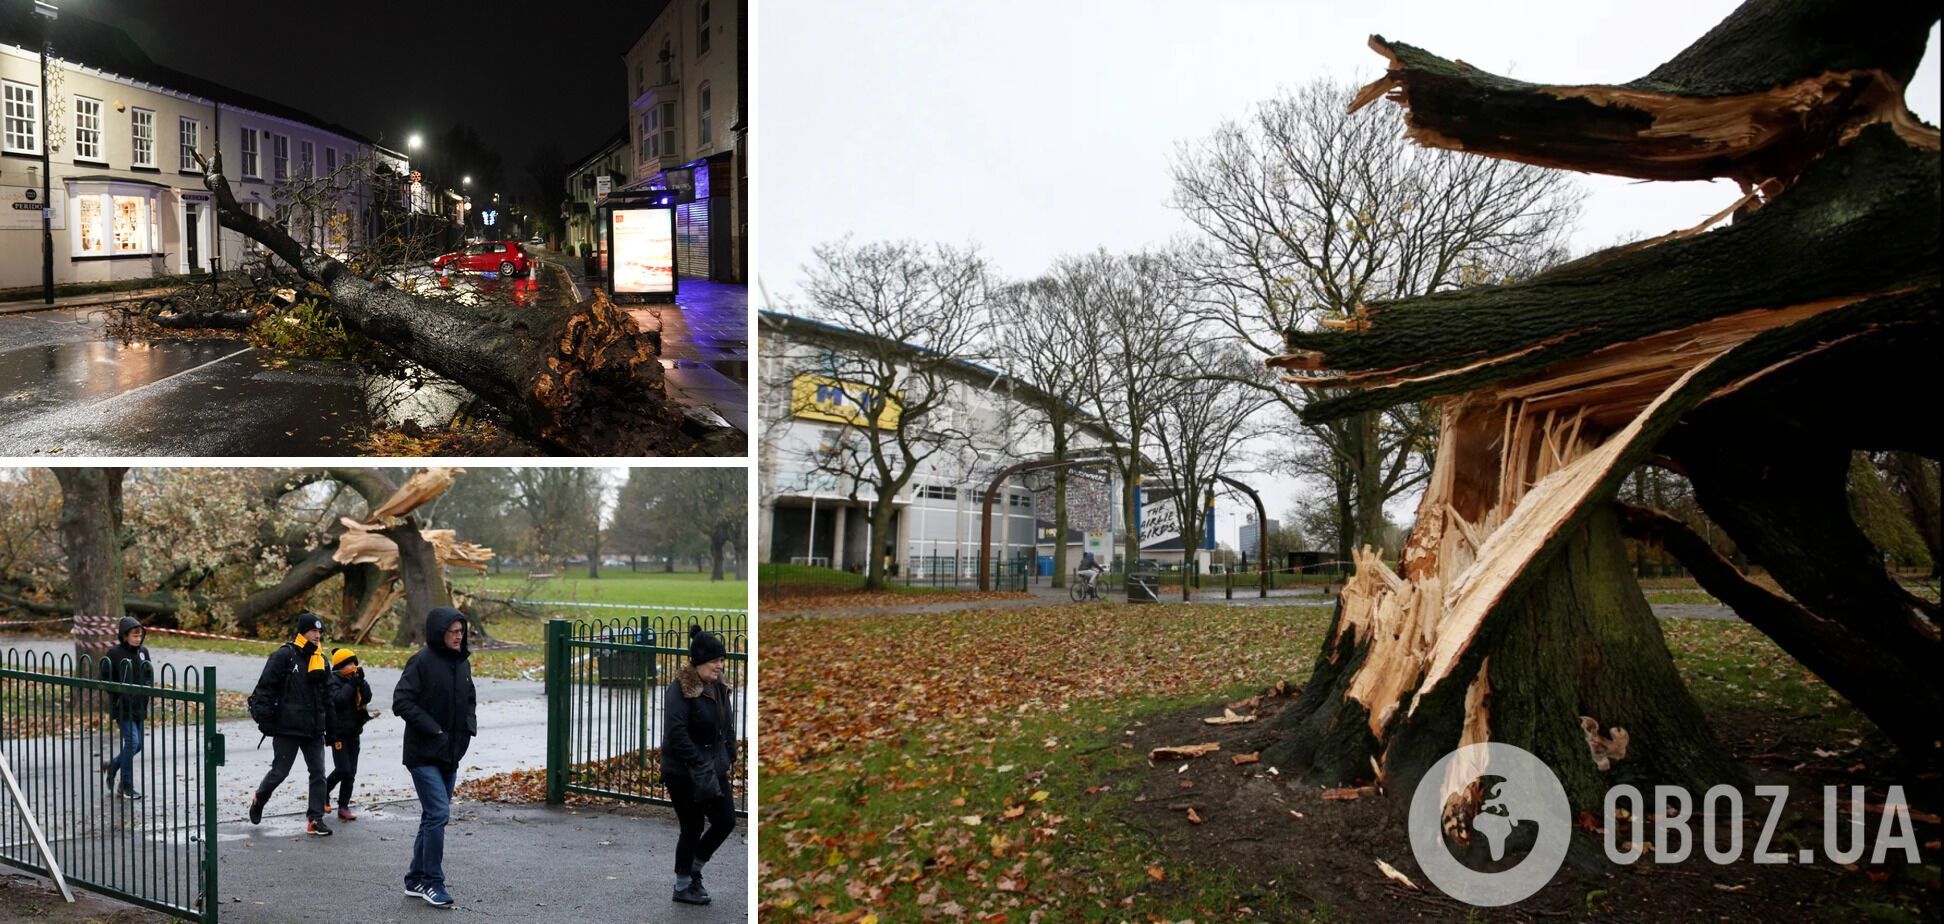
{"left": 688, "top": 625, "right": 727, "bottom": 666}
{"left": 294, "top": 612, "right": 325, "bottom": 635}
{"left": 331, "top": 648, "right": 359, "bottom": 672}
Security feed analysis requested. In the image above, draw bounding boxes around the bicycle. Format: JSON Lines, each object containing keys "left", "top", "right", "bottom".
{"left": 1070, "top": 571, "right": 1103, "bottom": 602}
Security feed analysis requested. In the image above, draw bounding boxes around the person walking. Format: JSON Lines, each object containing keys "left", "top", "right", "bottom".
{"left": 98, "top": 616, "right": 154, "bottom": 801}
{"left": 662, "top": 625, "right": 737, "bottom": 906}
{"left": 246, "top": 612, "right": 334, "bottom": 836}
{"left": 323, "top": 647, "right": 375, "bottom": 822}
{"left": 393, "top": 606, "right": 477, "bottom": 909}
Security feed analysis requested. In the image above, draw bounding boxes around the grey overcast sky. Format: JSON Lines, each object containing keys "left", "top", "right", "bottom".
{"left": 756, "top": 0, "right": 1940, "bottom": 547}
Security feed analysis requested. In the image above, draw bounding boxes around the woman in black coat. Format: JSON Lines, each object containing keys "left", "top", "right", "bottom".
{"left": 98, "top": 616, "right": 154, "bottom": 800}
{"left": 661, "top": 625, "right": 737, "bottom": 906}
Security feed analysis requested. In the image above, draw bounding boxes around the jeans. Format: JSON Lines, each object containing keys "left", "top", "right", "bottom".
{"left": 111, "top": 719, "right": 143, "bottom": 789}
{"left": 665, "top": 767, "right": 736, "bottom": 876}
{"left": 324, "top": 737, "right": 361, "bottom": 808}
{"left": 255, "top": 736, "right": 327, "bottom": 821}
{"left": 406, "top": 763, "right": 458, "bottom": 889}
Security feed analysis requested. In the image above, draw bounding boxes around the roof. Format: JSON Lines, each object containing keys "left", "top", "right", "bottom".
{"left": 0, "top": 5, "right": 382, "bottom": 147}
{"left": 566, "top": 127, "right": 631, "bottom": 176}
{"left": 759, "top": 309, "right": 1122, "bottom": 444}
{"left": 64, "top": 174, "right": 171, "bottom": 189}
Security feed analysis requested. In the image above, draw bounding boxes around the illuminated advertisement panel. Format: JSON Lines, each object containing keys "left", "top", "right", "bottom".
{"left": 608, "top": 204, "right": 675, "bottom": 297}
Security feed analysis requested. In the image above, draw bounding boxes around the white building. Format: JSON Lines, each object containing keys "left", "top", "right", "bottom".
{"left": 0, "top": 8, "right": 402, "bottom": 292}
{"left": 758, "top": 311, "right": 1127, "bottom": 579}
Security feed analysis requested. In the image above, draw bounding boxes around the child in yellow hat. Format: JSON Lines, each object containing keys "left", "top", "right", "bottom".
{"left": 324, "top": 647, "right": 376, "bottom": 821}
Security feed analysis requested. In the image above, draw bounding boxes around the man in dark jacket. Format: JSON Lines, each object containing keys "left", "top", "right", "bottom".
{"left": 661, "top": 625, "right": 737, "bottom": 905}
{"left": 393, "top": 606, "right": 477, "bottom": 909}
{"left": 323, "top": 647, "right": 375, "bottom": 821}
{"left": 246, "top": 612, "right": 335, "bottom": 836}
{"left": 98, "top": 616, "right": 154, "bottom": 800}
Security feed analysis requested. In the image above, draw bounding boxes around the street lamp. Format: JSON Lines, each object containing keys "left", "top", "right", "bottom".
{"left": 34, "top": 0, "right": 57, "bottom": 304}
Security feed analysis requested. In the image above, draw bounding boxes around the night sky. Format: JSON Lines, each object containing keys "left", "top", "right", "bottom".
{"left": 66, "top": 0, "right": 665, "bottom": 189}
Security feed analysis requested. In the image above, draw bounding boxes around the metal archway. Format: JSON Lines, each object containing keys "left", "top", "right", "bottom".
{"left": 976, "top": 455, "right": 1115, "bottom": 591}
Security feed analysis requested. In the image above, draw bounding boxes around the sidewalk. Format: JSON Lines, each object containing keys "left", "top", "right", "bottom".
{"left": 0, "top": 285, "right": 182, "bottom": 316}
{"left": 534, "top": 248, "right": 748, "bottom": 432}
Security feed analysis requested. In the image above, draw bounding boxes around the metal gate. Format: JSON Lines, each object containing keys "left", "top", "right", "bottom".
{"left": 0, "top": 646, "right": 224, "bottom": 922}
{"left": 543, "top": 614, "right": 747, "bottom": 815}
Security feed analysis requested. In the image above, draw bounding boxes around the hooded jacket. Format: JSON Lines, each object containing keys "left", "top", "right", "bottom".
{"left": 247, "top": 631, "right": 332, "bottom": 739}
{"left": 660, "top": 664, "right": 736, "bottom": 778}
{"left": 99, "top": 616, "right": 154, "bottom": 722}
{"left": 393, "top": 607, "right": 477, "bottom": 770}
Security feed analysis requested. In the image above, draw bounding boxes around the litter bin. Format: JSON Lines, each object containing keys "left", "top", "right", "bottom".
{"left": 1126, "top": 572, "right": 1160, "bottom": 604}
{"left": 597, "top": 628, "right": 655, "bottom": 688}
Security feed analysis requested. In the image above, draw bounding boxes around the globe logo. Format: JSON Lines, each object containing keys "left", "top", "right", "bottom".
{"left": 1407, "top": 742, "right": 1572, "bottom": 906}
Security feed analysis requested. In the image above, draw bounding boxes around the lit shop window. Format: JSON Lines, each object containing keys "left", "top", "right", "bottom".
{"left": 71, "top": 190, "right": 157, "bottom": 256}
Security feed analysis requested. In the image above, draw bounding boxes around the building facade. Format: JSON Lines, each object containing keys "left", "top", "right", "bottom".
{"left": 1, "top": 9, "right": 400, "bottom": 292}
{"left": 561, "top": 128, "right": 629, "bottom": 261}
{"left": 621, "top": 0, "right": 745, "bottom": 283}
{"left": 758, "top": 312, "right": 1124, "bottom": 579}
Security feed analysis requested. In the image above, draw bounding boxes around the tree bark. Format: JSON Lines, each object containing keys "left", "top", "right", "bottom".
{"left": 387, "top": 518, "right": 452, "bottom": 648}
{"left": 1051, "top": 439, "right": 1069, "bottom": 589}
{"left": 198, "top": 155, "right": 738, "bottom": 457}
{"left": 1269, "top": 506, "right": 1744, "bottom": 807}
{"left": 54, "top": 469, "right": 127, "bottom": 668}
{"left": 866, "top": 501, "right": 895, "bottom": 591}
{"left": 710, "top": 536, "right": 727, "bottom": 582}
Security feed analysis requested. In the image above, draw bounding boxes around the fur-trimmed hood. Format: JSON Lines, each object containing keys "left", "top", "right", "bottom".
{"left": 676, "top": 664, "right": 722, "bottom": 699}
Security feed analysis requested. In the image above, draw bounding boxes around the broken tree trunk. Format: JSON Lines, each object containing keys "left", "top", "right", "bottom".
{"left": 1263, "top": 0, "right": 1942, "bottom": 804}
{"left": 198, "top": 155, "right": 738, "bottom": 456}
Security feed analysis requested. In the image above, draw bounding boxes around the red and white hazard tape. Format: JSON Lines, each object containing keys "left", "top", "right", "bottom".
{"left": 0, "top": 615, "right": 77, "bottom": 629}
{"left": 146, "top": 626, "right": 276, "bottom": 644}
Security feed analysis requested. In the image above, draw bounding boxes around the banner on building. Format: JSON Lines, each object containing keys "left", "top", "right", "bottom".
{"left": 1139, "top": 493, "right": 1182, "bottom": 549}
{"left": 1, "top": 185, "right": 67, "bottom": 231}
{"left": 609, "top": 205, "right": 675, "bottom": 295}
{"left": 790, "top": 374, "right": 903, "bottom": 430}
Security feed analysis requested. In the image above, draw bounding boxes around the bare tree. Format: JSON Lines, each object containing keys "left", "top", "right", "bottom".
{"left": 1172, "top": 79, "right": 1580, "bottom": 560}
{"left": 1148, "top": 340, "right": 1278, "bottom": 599}
{"left": 776, "top": 239, "right": 991, "bottom": 590}
{"left": 991, "top": 268, "right": 1114, "bottom": 587}
{"left": 1067, "top": 251, "right": 1191, "bottom": 569}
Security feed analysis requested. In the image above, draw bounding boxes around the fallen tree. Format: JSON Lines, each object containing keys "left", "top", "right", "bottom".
{"left": 1264, "top": 0, "right": 1940, "bottom": 813}
{"left": 196, "top": 153, "right": 740, "bottom": 457}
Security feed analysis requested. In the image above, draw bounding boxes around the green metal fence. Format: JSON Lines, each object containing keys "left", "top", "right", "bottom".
{"left": 0, "top": 647, "right": 223, "bottom": 923}
{"left": 543, "top": 615, "right": 748, "bottom": 816}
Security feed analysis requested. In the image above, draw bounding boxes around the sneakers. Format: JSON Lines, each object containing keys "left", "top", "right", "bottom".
{"left": 335, "top": 805, "right": 358, "bottom": 822}
{"left": 247, "top": 796, "right": 264, "bottom": 825}
{"left": 115, "top": 786, "right": 143, "bottom": 800}
{"left": 672, "top": 883, "right": 711, "bottom": 905}
{"left": 407, "top": 883, "right": 454, "bottom": 907}
{"left": 306, "top": 818, "right": 333, "bottom": 837}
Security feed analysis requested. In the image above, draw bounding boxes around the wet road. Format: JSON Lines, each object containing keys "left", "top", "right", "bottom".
{"left": 0, "top": 309, "right": 380, "bottom": 456}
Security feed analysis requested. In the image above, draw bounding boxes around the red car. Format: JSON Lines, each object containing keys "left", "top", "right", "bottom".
{"left": 434, "top": 241, "right": 531, "bottom": 277}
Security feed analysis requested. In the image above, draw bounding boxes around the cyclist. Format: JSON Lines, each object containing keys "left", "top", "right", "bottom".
{"left": 1076, "top": 552, "right": 1103, "bottom": 598}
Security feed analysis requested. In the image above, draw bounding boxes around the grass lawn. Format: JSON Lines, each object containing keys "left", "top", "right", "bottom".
{"left": 758, "top": 602, "right": 1926, "bottom": 923}
{"left": 457, "top": 568, "right": 748, "bottom": 610}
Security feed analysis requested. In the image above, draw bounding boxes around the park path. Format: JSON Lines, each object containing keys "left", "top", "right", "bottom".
{"left": 760, "top": 591, "right": 1739, "bottom": 621}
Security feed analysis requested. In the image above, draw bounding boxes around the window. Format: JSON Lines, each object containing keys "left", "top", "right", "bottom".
{"left": 3, "top": 79, "right": 39, "bottom": 154}
{"left": 635, "top": 63, "right": 643, "bottom": 97}
{"left": 698, "top": 83, "right": 712, "bottom": 145}
{"left": 918, "top": 485, "right": 958, "bottom": 501}
{"left": 272, "top": 133, "right": 289, "bottom": 181}
{"left": 644, "top": 101, "right": 678, "bottom": 160}
{"left": 130, "top": 108, "right": 155, "bottom": 167}
{"left": 299, "top": 140, "right": 314, "bottom": 177}
{"left": 697, "top": 0, "right": 711, "bottom": 55}
{"left": 659, "top": 39, "right": 672, "bottom": 84}
{"left": 70, "top": 187, "right": 157, "bottom": 256}
{"left": 241, "top": 128, "right": 259, "bottom": 178}
{"left": 74, "top": 96, "right": 102, "bottom": 161}
{"left": 179, "top": 117, "right": 200, "bottom": 171}
{"left": 324, "top": 146, "right": 336, "bottom": 177}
